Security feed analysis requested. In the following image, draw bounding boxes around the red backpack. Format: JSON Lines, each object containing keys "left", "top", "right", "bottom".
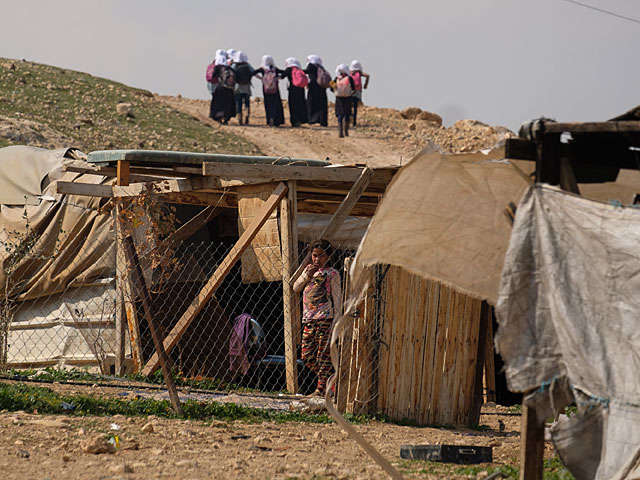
{"left": 351, "top": 71, "right": 362, "bottom": 91}
{"left": 291, "top": 67, "right": 309, "bottom": 88}
{"left": 206, "top": 63, "right": 215, "bottom": 83}
{"left": 263, "top": 69, "right": 278, "bottom": 94}
{"left": 316, "top": 66, "right": 331, "bottom": 88}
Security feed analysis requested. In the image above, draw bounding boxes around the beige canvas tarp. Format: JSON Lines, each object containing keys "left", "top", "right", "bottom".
{"left": 346, "top": 146, "right": 531, "bottom": 306}
{"left": 0, "top": 146, "right": 114, "bottom": 301}
{"left": 496, "top": 185, "right": 640, "bottom": 480}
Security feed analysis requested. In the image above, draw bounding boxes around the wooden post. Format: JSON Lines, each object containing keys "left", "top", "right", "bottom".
{"left": 520, "top": 403, "right": 545, "bottom": 480}
{"left": 484, "top": 309, "right": 497, "bottom": 403}
{"left": 124, "top": 236, "right": 184, "bottom": 417}
{"left": 114, "top": 160, "right": 130, "bottom": 375}
{"left": 289, "top": 167, "right": 374, "bottom": 285}
{"left": 470, "top": 301, "right": 490, "bottom": 424}
{"left": 142, "top": 182, "right": 288, "bottom": 376}
{"left": 281, "top": 180, "right": 299, "bottom": 393}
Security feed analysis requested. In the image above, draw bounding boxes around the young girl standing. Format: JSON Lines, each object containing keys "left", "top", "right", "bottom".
{"left": 253, "top": 55, "right": 285, "bottom": 126}
{"left": 349, "top": 60, "right": 370, "bottom": 127}
{"left": 331, "top": 64, "right": 356, "bottom": 138}
{"left": 293, "top": 239, "right": 342, "bottom": 396}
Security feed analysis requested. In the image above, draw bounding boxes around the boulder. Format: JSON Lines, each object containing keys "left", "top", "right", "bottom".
{"left": 417, "top": 111, "right": 443, "bottom": 125}
{"left": 116, "top": 102, "right": 133, "bottom": 117}
{"left": 400, "top": 107, "right": 422, "bottom": 120}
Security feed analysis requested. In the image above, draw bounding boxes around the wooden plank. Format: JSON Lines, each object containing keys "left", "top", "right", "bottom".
{"left": 438, "top": 289, "right": 462, "bottom": 425}
{"left": 505, "top": 138, "right": 537, "bottom": 161}
{"left": 113, "top": 205, "right": 127, "bottom": 375}
{"left": 237, "top": 183, "right": 282, "bottom": 283}
{"left": 409, "top": 277, "right": 429, "bottom": 422}
{"left": 351, "top": 270, "right": 375, "bottom": 415}
{"left": 297, "top": 200, "right": 377, "bottom": 217}
{"left": 296, "top": 186, "right": 381, "bottom": 198}
{"left": 396, "top": 271, "right": 418, "bottom": 420}
{"left": 520, "top": 404, "right": 545, "bottom": 480}
{"left": 141, "top": 182, "right": 288, "bottom": 376}
{"left": 158, "top": 192, "right": 237, "bottom": 208}
{"left": 460, "top": 297, "right": 483, "bottom": 424}
{"left": 290, "top": 167, "right": 374, "bottom": 285}
{"left": 281, "top": 181, "right": 299, "bottom": 393}
{"left": 65, "top": 164, "right": 202, "bottom": 178}
{"left": 123, "top": 237, "right": 183, "bottom": 416}
{"left": 57, "top": 181, "right": 114, "bottom": 197}
{"left": 389, "top": 267, "right": 409, "bottom": 421}
{"left": 429, "top": 284, "right": 451, "bottom": 425}
{"left": 543, "top": 120, "right": 640, "bottom": 134}
{"left": 453, "top": 295, "right": 474, "bottom": 424}
{"left": 165, "top": 206, "right": 223, "bottom": 251}
{"left": 336, "top": 258, "right": 355, "bottom": 412}
{"left": 418, "top": 280, "right": 440, "bottom": 425}
{"left": 203, "top": 161, "right": 366, "bottom": 183}
{"left": 116, "top": 160, "right": 130, "bottom": 186}
{"left": 484, "top": 307, "right": 497, "bottom": 403}
{"left": 469, "top": 301, "right": 489, "bottom": 424}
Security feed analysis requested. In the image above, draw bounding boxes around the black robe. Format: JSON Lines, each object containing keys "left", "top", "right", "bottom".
{"left": 282, "top": 67, "right": 308, "bottom": 126}
{"left": 253, "top": 67, "right": 285, "bottom": 126}
{"left": 211, "top": 64, "right": 236, "bottom": 122}
{"left": 304, "top": 63, "right": 328, "bottom": 126}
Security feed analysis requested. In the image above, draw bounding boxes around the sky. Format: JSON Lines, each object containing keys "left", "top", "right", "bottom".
{"left": 2, "top": 0, "right": 639, "bottom": 131}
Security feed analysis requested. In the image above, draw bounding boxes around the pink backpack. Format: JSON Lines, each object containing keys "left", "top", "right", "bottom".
{"left": 335, "top": 76, "right": 352, "bottom": 97}
{"left": 206, "top": 63, "right": 215, "bottom": 83}
{"left": 291, "top": 67, "right": 309, "bottom": 88}
{"left": 316, "top": 66, "right": 331, "bottom": 88}
{"left": 351, "top": 71, "right": 362, "bottom": 91}
{"left": 263, "top": 69, "right": 278, "bottom": 94}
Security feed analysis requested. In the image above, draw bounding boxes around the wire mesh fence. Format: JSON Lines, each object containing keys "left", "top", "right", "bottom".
{"left": 0, "top": 204, "right": 364, "bottom": 411}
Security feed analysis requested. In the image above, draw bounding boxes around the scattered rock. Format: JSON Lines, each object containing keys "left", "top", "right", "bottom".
{"left": 116, "top": 102, "right": 134, "bottom": 117}
{"left": 408, "top": 122, "right": 416, "bottom": 131}
{"left": 417, "top": 110, "right": 443, "bottom": 125}
{"left": 14, "top": 440, "right": 24, "bottom": 446}
{"left": 141, "top": 422, "right": 154, "bottom": 433}
{"left": 82, "top": 435, "right": 116, "bottom": 454}
{"left": 16, "top": 449, "right": 30, "bottom": 458}
{"left": 109, "top": 463, "right": 134, "bottom": 474}
{"left": 400, "top": 107, "right": 422, "bottom": 120}
{"left": 62, "top": 454, "right": 71, "bottom": 462}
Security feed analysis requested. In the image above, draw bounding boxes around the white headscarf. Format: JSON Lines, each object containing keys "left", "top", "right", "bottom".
{"left": 233, "top": 51, "right": 248, "bottom": 63}
{"left": 215, "top": 49, "right": 225, "bottom": 57}
{"left": 214, "top": 53, "right": 227, "bottom": 65}
{"left": 349, "top": 60, "right": 363, "bottom": 73}
{"left": 335, "top": 63, "right": 349, "bottom": 77}
{"left": 226, "top": 48, "right": 237, "bottom": 60}
{"left": 285, "top": 57, "right": 302, "bottom": 69}
{"left": 307, "top": 55, "right": 323, "bottom": 67}
{"left": 261, "top": 55, "right": 275, "bottom": 69}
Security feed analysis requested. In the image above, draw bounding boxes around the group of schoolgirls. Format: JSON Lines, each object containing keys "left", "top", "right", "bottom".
{"left": 205, "top": 50, "right": 370, "bottom": 137}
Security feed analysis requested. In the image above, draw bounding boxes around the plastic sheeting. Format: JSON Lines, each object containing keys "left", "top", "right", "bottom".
{"left": 0, "top": 146, "right": 114, "bottom": 300}
{"left": 496, "top": 185, "right": 640, "bottom": 480}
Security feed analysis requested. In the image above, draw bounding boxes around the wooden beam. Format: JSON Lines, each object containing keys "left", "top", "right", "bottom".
{"left": 520, "top": 404, "right": 545, "bottom": 480}
{"left": 65, "top": 165, "right": 181, "bottom": 183}
{"left": 141, "top": 182, "right": 289, "bottom": 376}
{"left": 290, "top": 167, "right": 374, "bottom": 285}
{"left": 123, "top": 236, "right": 184, "bottom": 417}
{"left": 505, "top": 138, "right": 537, "bottom": 161}
{"left": 158, "top": 192, "right": 237, "bottom": 208}
{"left": 543, "top": 121, "right": 640, "bottom": 134}
{"left": 117, "top": 160, "right": 130, "bottom": 186}
{"left": 57, "top": 181, "right": 114, "bottom": 197}
{"left": 203, "top": 161, "right": 366, "bottom": 183}
{"left": 281, "top": 180, "right": 299, "bottom": 393}
{"left": 165, "top": 206, "right": 223, "bottom": 250}
{"left": 297, "top": 200, "right": 377, "bottom": 217}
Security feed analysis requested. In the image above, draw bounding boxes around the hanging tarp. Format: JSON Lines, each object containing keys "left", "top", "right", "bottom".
{"left": 496, "top": 185, "right": 640, "bottom": 480}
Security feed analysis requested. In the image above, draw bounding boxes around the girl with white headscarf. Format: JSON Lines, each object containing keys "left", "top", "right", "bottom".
{"left": 211, "top": 52, "right": 237, "bottom": 124}
{"left": 331, "top": 64, "right": 355, "bottom": 138}
{"left": 304, "top": 55, "right": 329, "bottom": 126}
{"left": 230, "top": 51, "right": 255, "bottom": 125}
{"left": 282, "top": 57, "right": 309, "bottom": 127}
{"left": 207, "top": 50, "right": 228, "bottom": 119}
{"left": 253, "top": 55, "right": 285, "bottom": 126}
{"left": 349, "top": 60, "right": 370, "bottom": 127}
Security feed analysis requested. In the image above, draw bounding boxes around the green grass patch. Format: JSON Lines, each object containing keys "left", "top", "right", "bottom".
{"left": 0, "top": 381, "right": 343, "bottom": 424}
{"left": 0, "top": 58, "right": 260, "bottom": 154}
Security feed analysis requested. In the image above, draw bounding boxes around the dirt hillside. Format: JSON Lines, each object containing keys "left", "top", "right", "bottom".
{"left": 158, "top": 95, "right": 514, "bottom": 169}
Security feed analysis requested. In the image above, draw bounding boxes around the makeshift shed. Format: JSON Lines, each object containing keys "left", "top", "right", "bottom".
{"left": 50, "top": 148, "right": 396, "bottom": 393}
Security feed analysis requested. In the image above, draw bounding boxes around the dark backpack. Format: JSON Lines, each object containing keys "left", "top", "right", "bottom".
{"left": 220, "top": 66, "right": 236, "bottom": 89}
{"left": 234, "top": 63, "right": 253, "bottom": 85}
{"left": 316, "top": 66, "right": 331, "bottom": 88}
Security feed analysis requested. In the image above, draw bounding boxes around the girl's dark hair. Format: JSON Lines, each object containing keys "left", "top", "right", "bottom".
{"left": 311, "top": 239, "right": 333, "bottom": 258}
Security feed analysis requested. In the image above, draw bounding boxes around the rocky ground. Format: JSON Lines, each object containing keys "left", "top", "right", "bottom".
{"left": 0, "top": 384, "right": 543, "bottom": 480}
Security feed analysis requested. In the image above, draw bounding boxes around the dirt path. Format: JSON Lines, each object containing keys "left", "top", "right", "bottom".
{"left": 158, "top": 95, "right": 422, "bottom": 168}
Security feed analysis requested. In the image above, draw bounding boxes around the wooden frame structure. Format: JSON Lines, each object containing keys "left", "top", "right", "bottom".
{"left": 58, "top": 150, "right": 396, "bottom": 394}
{"left": 506, "top": 117, "right": 640, "bottom": 480}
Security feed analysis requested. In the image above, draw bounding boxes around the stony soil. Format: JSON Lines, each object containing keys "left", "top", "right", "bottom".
{"left": 0, "top": 391, "right": 548, "bottom": 480}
